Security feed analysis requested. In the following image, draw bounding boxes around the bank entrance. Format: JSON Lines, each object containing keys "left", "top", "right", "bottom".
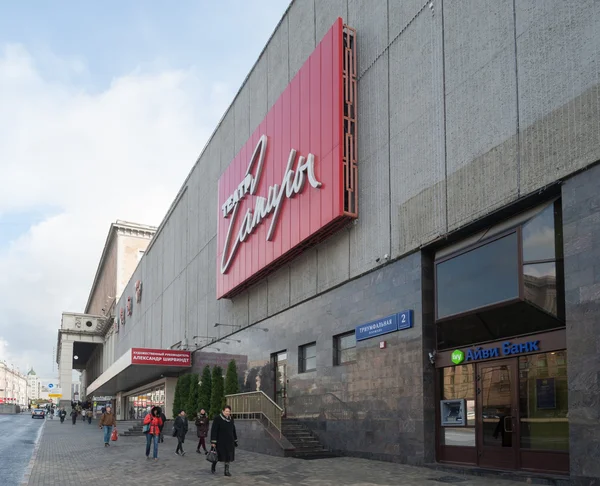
{"left": 433, "top": 199, "right": 569, "bottom": 474}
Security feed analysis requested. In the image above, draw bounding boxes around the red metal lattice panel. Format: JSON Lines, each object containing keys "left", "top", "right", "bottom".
{"left": 217, "top": 18, "right": 357, "bottom": 299}
{"left": 343, "top": 24, "right": 358, "bottom": 217}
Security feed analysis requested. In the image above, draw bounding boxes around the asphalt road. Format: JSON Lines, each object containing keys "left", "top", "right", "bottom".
{"left": 0, "top": 413, "right": 45, "bottom": 486}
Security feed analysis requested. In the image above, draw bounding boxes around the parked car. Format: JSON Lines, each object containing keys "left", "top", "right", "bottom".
{"left": 32, "top": 409, "right": 45, "bottom": 419}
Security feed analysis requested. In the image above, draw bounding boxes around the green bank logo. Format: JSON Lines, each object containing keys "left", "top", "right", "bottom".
{"left": 451, "top": 350, "right": 465, "bottom": 365}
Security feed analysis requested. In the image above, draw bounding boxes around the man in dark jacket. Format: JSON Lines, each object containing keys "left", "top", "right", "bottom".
{"left": 210, "top": 405, "right": 238, "bottom": 477}
{"left": 173, "top": 410, "right": 189, "bottom": 456}
{"left": 195, "top": 409, "right": 209, "bottom": 454}
{"left": 158, "top": 409, "right": 167, "bottom": 443}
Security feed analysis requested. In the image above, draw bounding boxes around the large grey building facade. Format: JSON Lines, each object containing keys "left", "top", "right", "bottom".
{"left": 81, "top": 1, "right": 600, "bottom": 483}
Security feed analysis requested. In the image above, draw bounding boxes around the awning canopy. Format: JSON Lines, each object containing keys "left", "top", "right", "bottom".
{"left": 86, "top": 348, "right": 191, "bottom": 397}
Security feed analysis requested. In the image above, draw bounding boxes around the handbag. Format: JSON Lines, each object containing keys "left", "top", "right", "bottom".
{"left": 111, "top": 428, "right": 118, "bottom": 441}
{"left": 142, "top": 424, "right": 150, "bottom": 434}
{"left": 206, "top": 448, "right": 218, "bottom": 464}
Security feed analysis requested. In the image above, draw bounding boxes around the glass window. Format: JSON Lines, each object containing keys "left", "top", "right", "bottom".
{"left": 522, "top": 203, "right": 556, "bottom": 263}
{"left": 441, "top": 365, "right": 476, "bottom": 447}
{"left": 299, "top": 343, "right": 316, "bottom": 373}
{"left": 523, "top": 262, "right": 557, "bottom": 316}
{"left": 519, "top": 351, "right": 569, "bottom": 451}
{"left": 436, "top": 233, "right": 519, "bottom": 319}
{"left": 334, "top": 332, "right": 356, "bottom": 365}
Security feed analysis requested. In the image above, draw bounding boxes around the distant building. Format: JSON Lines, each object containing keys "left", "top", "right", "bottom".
{"left": 0, "top": 362, "right": 27, "bottom": 406}
{"left": 26, "top": 369, "right": 41, "bottom": 401}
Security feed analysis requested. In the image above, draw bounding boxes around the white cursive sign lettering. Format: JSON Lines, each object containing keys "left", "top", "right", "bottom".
{"left": 220, "top": 135, "right": 322, "bottom": 275}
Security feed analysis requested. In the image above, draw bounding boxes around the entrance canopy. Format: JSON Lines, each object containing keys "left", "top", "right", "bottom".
{"left": 87, "top": 348, "right": 191, "bottom": 396}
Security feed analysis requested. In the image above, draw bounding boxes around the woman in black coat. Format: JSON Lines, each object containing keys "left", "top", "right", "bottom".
{"left": 210, "top": 405, "right": 238, "bottom": 477}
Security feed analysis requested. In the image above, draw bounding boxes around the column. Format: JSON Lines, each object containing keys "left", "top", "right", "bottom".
{"left": 58, "top": 340, "right": 74, "bottom": 405}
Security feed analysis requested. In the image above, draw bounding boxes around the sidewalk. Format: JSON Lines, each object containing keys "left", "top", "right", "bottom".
{"left": 26, "top": 419, "right": 521, "bottom": 486}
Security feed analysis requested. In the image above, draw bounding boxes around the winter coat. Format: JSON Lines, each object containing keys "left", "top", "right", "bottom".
{"left": 173, "top": 415, "right": 189, "bottom": 442}
{"left": 158, "top": 413, "right": 167, "bottom": 432}
{"left": 98, "top": 412, "right": 116, "bottom": 427}
{"left": 143, "top": 413, "right": 163, "bottom": 436}
{"left": 210, "top": 414, "right": 237, "bottom": 463}
{"left": 195, "top": 415, "right": 209, "bottom": 438}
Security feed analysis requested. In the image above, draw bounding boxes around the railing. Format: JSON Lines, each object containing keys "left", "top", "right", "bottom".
{"left": 226, "top": 391, "right": 283, "bottom": 437}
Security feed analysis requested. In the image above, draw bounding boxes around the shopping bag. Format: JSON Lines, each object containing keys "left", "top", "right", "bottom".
{"left": 111, "top": 428, "right": 118, "bottom": 441}
{"left": 206, "top": 448, "right": 218, "bottom": 464}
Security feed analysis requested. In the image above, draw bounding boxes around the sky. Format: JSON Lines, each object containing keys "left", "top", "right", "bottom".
{"left": 0, "top": 0, "right": 290, "bottom": 378}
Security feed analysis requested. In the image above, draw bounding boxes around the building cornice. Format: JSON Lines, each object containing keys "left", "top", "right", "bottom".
{"left": 84, "top": 221, "right": 156, "bottom": 314}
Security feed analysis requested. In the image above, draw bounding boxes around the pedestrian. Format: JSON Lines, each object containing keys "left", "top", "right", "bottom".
{"left": 70, "top": 408, "right": 78, "bottom": 425}
{"left": 209, "top": 405, "right": 238, "bottom": 477}
{"left": 173, "top": 409, "right": 189, "bottom": 456}
{"left": 98, "top": 405, "right": 117, "bottom": 447}
{"left": 143, "top": 406, "right": 163, "bottom": 461}
{"left": 87, "top": 409, "right": 93, "bottom": 424}
{"left": 195, "top": 409, "right": 209, "bottom": 454}
{"left": 158, "top": 408, "right": 167, "bottom": 443}
{"left": 59, "top": 408, "right": 66, "bottom": 423}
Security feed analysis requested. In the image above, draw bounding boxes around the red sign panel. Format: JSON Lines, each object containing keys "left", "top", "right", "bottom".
{"left": 217, "top": 18, "right": 357, "bottom": 299}
{"left": 131, "top": 348, "right": 191, "bottom": 367}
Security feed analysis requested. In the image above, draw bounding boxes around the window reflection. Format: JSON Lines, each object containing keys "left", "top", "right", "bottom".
{"left": 523, "top": 263, "right": 557, "bottom": 316}
{"left": 522, "top": 203, "right": 556, "bottom": 262}
{"left": 442, "top": 365, "right": 475, "bottom": 447}
{"left": 436, "top": 233, "right": 519, "bottom": 319}
{"left": 519, "top": 352, "right": 569, "bottom": 451}
{"left": 127, "top": 385, "right": 166, "bottom": 420}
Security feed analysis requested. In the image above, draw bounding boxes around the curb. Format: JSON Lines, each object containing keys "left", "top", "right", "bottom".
{"left": 20, "top": 419, "right": 46, "bottom": 486}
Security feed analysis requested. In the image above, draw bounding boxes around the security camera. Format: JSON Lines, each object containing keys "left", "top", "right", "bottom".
{"left": 428, "top": 351, "right": 437, "bottom": 365}
{"left": 375, "top": 257, "right": 381, "bottom": 263}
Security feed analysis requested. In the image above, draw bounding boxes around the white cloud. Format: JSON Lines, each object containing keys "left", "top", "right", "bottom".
{"left": 0, "top": 44, "right": 233, "bottom": 375}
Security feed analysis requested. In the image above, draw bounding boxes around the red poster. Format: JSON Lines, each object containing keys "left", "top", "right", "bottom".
{"left": 217, "top": 18, "right": 357, "bottom": 299}
{"left": 131, "top": 348, "right": 191, "bottom": 367}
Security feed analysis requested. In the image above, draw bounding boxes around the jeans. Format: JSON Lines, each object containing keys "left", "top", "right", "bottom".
{"left": 176, "top": 438, "right": 184, "bottom": 454}
{"left": 146, "top": 433, "right": 159, "bottom": 458}
{"left": 88, "top": 417, "right": 92, "bottom": 424}
{"left": 103, "top": 426, "right": 113, "bottom": 444}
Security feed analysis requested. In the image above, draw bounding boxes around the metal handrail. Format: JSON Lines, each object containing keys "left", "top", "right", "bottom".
{"left": 226, "top": 391, "right": 283, "bottom": 437}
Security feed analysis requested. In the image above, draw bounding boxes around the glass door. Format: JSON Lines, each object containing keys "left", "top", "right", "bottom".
{"left": 273, "top": 351, "right": 287, "bottom": 415}
{"left": 477, "top": 358, "right": 519, "bottom": 469}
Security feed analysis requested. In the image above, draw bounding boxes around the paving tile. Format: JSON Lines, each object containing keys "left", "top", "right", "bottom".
{"left": 27, "top": 419, "right": 520, "bottom": 486}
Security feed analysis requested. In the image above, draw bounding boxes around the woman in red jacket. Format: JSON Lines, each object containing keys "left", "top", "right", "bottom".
{"left": 143, "top": 406, "right": 163, "bottom": 460}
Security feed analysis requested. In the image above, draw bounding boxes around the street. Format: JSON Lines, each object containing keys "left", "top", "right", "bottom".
{"left": 0, "top": 413, "right": 44, "bottom": 486}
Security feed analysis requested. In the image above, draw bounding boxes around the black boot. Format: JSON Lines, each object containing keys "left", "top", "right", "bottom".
{"left": 211, "top": 462, "right": 216, "bottom": 474}
{"left": 224, "top": 464, "right": 231, "bottom": 477}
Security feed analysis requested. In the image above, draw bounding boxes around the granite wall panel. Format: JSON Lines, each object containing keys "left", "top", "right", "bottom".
{"left": 562, "top": 163, "right": 600, "bottom": 484}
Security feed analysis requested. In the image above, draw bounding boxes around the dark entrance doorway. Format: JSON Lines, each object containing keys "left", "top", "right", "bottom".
{"left": 477, "top": 358, "right": 518, "bottom": 469}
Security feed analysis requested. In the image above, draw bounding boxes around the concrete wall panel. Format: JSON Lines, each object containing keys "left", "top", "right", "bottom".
{"left": 267, "top": 266, "right": 290, "bottom": 316}
{"left": 350, "top": 52, "right": 390, "bottom": 276}
{"left": 248, "top": 54, "right": 268, "bottom": 134}
{"left": 315, "top": 0, "right": 347, "bottom": 42}
{"left": 248, "top": 280, "right": 268, "bottom": 324}
{"left": 161, "top": 282, "right": 175, "bottom": 349}
{"left": 150, "top": 298, "right": 162, "bottom": 349}
{"left": 348, "top": 0, "right": 388, "bottom": 75}
{"left": 267, "top": 17, "right": 290, "bottom": 109}
{"left": 444, "top": 0, "right": 518, "bottom": 230}
{"left": 233, "top": 83, "right": 250, "bottom": 156}
{"left": 290, "top": 248, "right": 318, "bottom": 306}
{"left": 287, "top": 0, "right": 316, "bottom": 79}
{"left": 317, "top": 230, "right": 350, "bottom": 294}
{"left": 186, "top": 169, "right": 200, "bottom": 260}
{"left": 389, "top": 9, "right": 446, "bottom": 256}
{"left": 517, "top": 0, "right": 600, "bottom": 195}
{"left": 219, "top": 108, "right": 236, "bottom": 173}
